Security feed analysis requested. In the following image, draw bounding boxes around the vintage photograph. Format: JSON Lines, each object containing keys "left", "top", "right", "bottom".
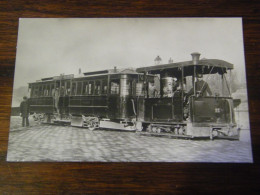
{"left": 7, "top": 18, "right": 253, "bottom": 162}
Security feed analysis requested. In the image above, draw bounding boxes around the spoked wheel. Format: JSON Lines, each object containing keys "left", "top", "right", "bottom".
{"left": 88, "top": 121, "right": 99, "bottom": 131}
{"left": 146, "top": 124, "right": 152, "bottom": 132}
{"left": 88, "top": 122, "right": 96, "bottom": 131}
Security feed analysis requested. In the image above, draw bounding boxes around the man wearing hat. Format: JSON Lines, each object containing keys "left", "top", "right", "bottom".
{"left": 195, "top": 73, "right": 212, "bottom": 96}
{"left": 20, "top": 96, "right": 30, "bottom": 127}
{"left": 188, "top": 74, "right": 212, "bottom": 97}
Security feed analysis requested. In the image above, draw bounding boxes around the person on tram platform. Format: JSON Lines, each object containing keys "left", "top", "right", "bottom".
{"left": 188, "top": 73, "right": 212, "bottom": 97}
{"left": 162, "top": 77, "right": 179, "bottom": 98}
{"left": 54, "top": 87, "right": 60, "bottom": 114}
{"left": 148, "top": 82, "right": 157, "bottom": 98}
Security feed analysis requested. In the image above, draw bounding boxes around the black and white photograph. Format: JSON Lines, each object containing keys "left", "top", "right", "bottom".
{"left": 7, "top": 18, "right": 253, "bottom": 162}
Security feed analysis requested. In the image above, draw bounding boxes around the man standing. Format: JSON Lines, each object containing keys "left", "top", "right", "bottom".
{"left": 54, "top": 87, "right": 60, "bottom": 114}
{"left": 20, "top": 96, "right": 30, "bottom": 127}
{"left": 188, "top": 74, "right": 212, "bottom": 97}
{"left": 195, "top": 74, "right": 212, "bottom": 96}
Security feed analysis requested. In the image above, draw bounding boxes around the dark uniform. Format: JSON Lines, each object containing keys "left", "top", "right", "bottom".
{"left": 188, "top": 76, "right": 212, "bottom": 97}
{"left": 20, "top": 97, "right": 30, "bottom": 127}
{"left": 194, "top": 80, "right": 212, "bottom": 97}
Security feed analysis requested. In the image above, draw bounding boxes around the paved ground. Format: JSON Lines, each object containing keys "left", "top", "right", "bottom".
{"left": 7, "top": 116, "right": 253, "bottom": 162}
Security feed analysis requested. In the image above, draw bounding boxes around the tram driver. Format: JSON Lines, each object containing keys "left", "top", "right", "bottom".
{"left": 188, "top": 73, "right": 212, "bottom": 97}
{"left": 183, "top": 74, "right": 212, "bottom": 120}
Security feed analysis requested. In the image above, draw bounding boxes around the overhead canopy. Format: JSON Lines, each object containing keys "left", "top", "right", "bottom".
{"left": 136, "top": 59, "right": 233, "bottom": 78}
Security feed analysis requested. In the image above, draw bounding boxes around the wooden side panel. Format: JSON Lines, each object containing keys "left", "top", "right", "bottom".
{"left": 190, "top": 97, "right": 233, "bottom": 124}
{"left": 69, "top": 95, "right": 108, "bottom": 117}
{"left": 144, "top": 97, "right": 183, "bottom": 122}
{"left": 29, "top": 97, "right": 54, "bottom": 114}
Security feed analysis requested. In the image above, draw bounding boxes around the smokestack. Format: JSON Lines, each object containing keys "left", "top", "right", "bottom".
{"left": 191, "top": 52, "right": 201, "bottom": 65}
{"left": 114, "top": 66, "right": 117, "bottom": 73}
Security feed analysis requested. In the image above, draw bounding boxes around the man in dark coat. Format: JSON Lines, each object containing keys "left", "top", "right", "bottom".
{"left": 20, "top": 96, "right": 30, "bottom": 127}
{"left": 188, "top": 74, "right": 212, "bottom": 97}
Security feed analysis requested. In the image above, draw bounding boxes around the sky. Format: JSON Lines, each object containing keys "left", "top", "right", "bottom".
{"left": 13, "top": 18, "right": 246, "bottom": 89}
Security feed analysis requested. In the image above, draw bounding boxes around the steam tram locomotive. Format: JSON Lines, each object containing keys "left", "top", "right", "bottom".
{"left": 28, "top": 53, "right": 240, "bottom": 140}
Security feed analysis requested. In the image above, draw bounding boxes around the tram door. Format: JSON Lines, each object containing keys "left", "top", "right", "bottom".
{"left": 108, "top": 74, "right": 137, "bottom": 121}
{"left": 108, "top": 78, "right": 120, "bottom": 119}
{"left": 54, "top": 80, "right": 70, "bottom": 115}
{"left": 60, "top": 81, "right": 70, "bottom": 115}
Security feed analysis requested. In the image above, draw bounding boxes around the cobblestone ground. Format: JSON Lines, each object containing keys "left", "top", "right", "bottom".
{"left": 7, "top": 116, "right": 253, "bottom": 162}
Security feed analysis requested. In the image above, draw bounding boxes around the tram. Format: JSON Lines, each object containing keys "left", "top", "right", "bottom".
{"left": 136, "top": 53, "right": 240, "bottom": 140}
{"left": 28, "top": 52, "right": 240, "bottom": 140}
{"left": 28, "top": 68, "right": 144, "bottom": 130}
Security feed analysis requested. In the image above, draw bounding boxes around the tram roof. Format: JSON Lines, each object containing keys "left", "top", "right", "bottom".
{"left": 136, "top": 59, "right": 234, "bottom": 75}
{"left": 29, "top": 68, "right": 142, "bottom": 85}
{"left": 82, "top": 68, "right": 142, "bottom": 76}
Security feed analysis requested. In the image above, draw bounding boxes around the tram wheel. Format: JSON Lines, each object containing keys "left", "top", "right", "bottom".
{"left": 88, "top": 126, "right": 95, "bottom": 131}
{"left": 88, "top": 121, "right": 99, "bottom": 131}
{"left": 147, "top": 124, "right": 152, "bottom": 132}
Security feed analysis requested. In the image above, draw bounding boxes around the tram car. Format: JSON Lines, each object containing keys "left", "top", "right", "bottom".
{"left": 27, "top": 52, "right": 240, "bottom": 140}
{"left": 136, "top": 52, "right": 241, "bottom": 140}
{"left": 28, "top": 68, "right": 144, "bottom": 130}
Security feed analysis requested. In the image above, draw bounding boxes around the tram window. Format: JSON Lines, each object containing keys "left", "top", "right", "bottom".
{"left": 44, "top": 85, "right": 47, "bottom": 96}
{"left": 185, "top": 76, "right": 193, "bottom": 92}
{"left": 102, "top": 80, "right": 108, "bottom": 94}
{"left": 95, "top": 80, "right": 101, "bottom": 95}
{"left": 136, "top": 82, "right": 144, "bottom": 96}
{"left": 41, "top": 85, "right": 45, "bottom": 96}
{"left": 31, "top": 86, "right": 34, "bottom": 97}
{"left": 33, "top": 87, "right": 37, "bottom": 97}
{"left": 39, "top": 86, "right": 43, "bottom": 97}
{"left": 89, "top": 81, "right": 95, "bottom": 95}
{"left": 88, "top": 82, "right": 91, "bottom": 95}
{"left": 34, "top": 86, "right": 39, "bottom": 97}
{"left": 28, "top": 87, "right": 31, "bottom": 98}
{"left": 45, "top": 85, "right": 50, "bottom": 96}
{"left": 110, "top": 80, "right": 119, "bottom": 94}
{"left": 71, "top": 82, "right": 76, "bottom": 96}
{"left": 43, "top": 85, "right": 46, "bottom": 96}
{"left": 30, "top": 86, "right": 34, "bottom": 97}
{"left": 77, "top": 82, "right": 83, "bottom": 95}
{"left": 44, "top": 85, "right": 49, "bottom": 96}
{"left": 85, "top": 82, "right": 89, "bottom": 95}
{"left": 82, "top": 81, "right": 88, "bottom": 95}
{"left": 50, "top": 84, "right": 55, "bottom": 96}
{"left": 88, "top": 81, "right": 94, "bottom": 95}
{"left": 30, "top": 86, "right": 33, "bottom": 97}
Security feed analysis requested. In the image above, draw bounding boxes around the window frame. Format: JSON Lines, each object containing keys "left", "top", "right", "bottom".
{"left": 76, "top": 81, "right": 83, "bottom": 96}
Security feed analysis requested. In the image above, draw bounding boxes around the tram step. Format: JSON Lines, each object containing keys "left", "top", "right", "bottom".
{"left": 137, "top": 132, "right": 193, "bottom": 139}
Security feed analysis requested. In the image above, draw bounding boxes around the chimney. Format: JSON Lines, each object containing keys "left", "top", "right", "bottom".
{"left": 191, "top": 52, "right": 201, "bottom": 65}
{"left": 114, "top": 66, "right": 117, "bottom": 73}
